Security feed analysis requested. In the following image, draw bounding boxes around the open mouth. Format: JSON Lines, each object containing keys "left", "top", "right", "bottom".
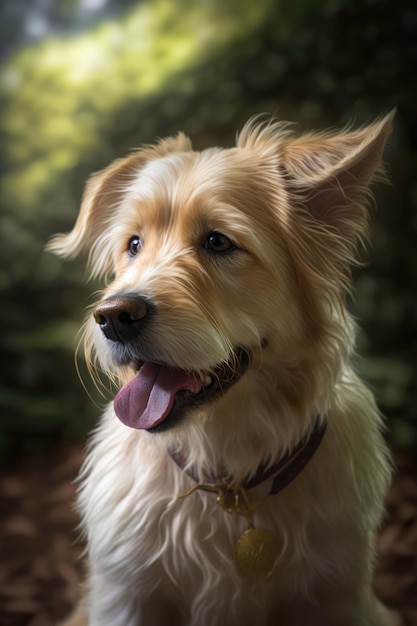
{"left": 113, "top": 348, "right": 251, "bottom": 433}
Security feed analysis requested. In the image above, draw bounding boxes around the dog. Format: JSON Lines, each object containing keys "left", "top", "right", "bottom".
{"left": 49, "top": 112, "right": 397, "bottom": 626}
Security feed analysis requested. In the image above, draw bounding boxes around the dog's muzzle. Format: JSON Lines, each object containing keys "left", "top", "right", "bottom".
{"left": 93, "top": 294, "right": 252, "bottom": 433}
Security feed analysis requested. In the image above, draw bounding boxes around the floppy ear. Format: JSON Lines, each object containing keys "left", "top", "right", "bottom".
{"left": 280, "top": 111, "right": 394, "bottom": 245}
{"left": 47, "top": 132, "right": 192, "bottom": 277}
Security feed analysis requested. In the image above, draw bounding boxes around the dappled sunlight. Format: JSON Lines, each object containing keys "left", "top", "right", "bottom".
{"left": 1, "top": 0, "right": 270, "bottom": 214}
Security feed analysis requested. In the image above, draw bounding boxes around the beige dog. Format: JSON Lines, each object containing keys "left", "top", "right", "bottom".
{"left": 50, "top": 113, "right": 396, "bottom": 626}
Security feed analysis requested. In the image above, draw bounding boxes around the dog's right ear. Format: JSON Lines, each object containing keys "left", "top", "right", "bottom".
{"left": 47, "top": 153, "right": 147, "bottom": 278}
{"left": 46, "top": 133, "right": 192, "bottom": 278}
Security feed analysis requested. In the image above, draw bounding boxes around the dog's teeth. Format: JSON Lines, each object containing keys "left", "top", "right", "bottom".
{"left": 203, "top": 375, "right": 212, "bottom": 386}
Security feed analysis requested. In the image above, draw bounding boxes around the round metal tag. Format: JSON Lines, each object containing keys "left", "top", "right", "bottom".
{"left": 235, "top": 528, "right": 279, "bottom": 580}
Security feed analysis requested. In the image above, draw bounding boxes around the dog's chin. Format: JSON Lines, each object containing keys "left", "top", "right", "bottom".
{"left": 113, "top": 347, "right": 252, "bottom": 434}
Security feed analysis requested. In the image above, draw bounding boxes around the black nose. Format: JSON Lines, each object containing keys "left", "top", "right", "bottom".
{"left": 93, "top": 295, "right": 150, "bottom": 343}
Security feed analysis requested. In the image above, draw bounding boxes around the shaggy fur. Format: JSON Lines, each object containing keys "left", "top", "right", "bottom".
{"left": 50, "top": 113, "right": 396, "bottom": 626}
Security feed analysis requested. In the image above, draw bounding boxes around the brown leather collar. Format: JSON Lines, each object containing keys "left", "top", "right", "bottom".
{"left": 169, "top": 417, "right": 327, "bottom": 497}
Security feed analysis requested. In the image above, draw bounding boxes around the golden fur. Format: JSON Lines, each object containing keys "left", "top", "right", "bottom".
{"left": 50, "top": 113, "right": 397, "bottom": 625}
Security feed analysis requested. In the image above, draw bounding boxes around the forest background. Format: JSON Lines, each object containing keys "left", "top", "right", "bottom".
{"left": 0, "top": 0, "right": 416, "bottom": 459}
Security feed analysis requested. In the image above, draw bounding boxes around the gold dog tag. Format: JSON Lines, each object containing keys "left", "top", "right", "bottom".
{"left": 177, "top": 482, "right": 279, "bottom": 580}
{"left": 235, "top": 527, "right": 279, "bottom": 580}
{"left": 217, "top": 486, "right": 279, "bottom": 579}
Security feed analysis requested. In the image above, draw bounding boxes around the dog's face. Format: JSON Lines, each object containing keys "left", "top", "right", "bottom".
{"left": 49, "top": 115, "right": 392, "bottom": 437}
{"left": 88, "top": 148, "right": 304, "bottom": 433}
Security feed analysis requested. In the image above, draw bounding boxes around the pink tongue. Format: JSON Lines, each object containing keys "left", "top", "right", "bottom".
{"left": 114, "top": 362, "right": 202, "bottom": 430}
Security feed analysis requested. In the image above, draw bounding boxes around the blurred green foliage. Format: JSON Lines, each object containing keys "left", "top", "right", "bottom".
{"left": 0, "top": 0, "right": 416, "bottom": 456}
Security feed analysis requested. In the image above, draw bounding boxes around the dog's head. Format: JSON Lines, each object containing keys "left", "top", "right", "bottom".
{"left": 49, "top": 114, "right": 393, "bottom": 441}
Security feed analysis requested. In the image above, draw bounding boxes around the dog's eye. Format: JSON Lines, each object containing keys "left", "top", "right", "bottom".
{"left": 204, "top": 232, "right": 235, "bottom": 254}
{"left": 128, "top": 235, "right": 142, "bottom": 257}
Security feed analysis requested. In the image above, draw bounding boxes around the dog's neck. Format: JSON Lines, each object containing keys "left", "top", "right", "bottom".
{"left": 169, "top": 417, "right": 327, "bottom": 497}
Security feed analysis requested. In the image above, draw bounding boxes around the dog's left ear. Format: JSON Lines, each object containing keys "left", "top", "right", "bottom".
{"left": 280, "top": 111, "right": 394, "bottom": 244}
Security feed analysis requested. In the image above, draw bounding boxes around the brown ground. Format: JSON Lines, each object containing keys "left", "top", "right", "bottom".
{"left": 0, "top": 442, "right": 416, "bottom": 626}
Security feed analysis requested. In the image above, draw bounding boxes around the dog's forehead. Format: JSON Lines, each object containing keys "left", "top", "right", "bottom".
{"left": 126, "top": 148, "right": 264, "bottom": 203}
{"left": 128, "top": 152, "right": 193, "bottom": 198}
{"left": 123, "top": 148, "right": 280, "bottom": 228}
